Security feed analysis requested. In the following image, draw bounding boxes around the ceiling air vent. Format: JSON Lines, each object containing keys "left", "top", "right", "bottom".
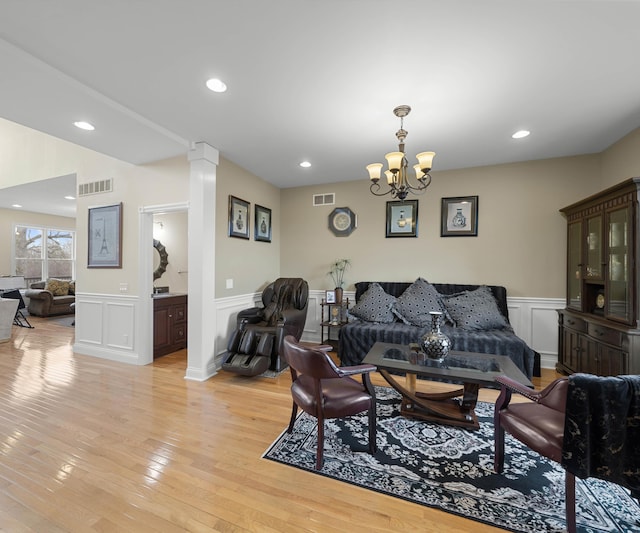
{"left": 78, "top": 178, "right": 114, "bottom": 197}
{"left": 313, "top": 193, "right": 335, "bottom": 206}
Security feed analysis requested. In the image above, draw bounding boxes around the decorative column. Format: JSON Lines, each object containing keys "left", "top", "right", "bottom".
{"left": 185, "top": 142, "right": 219, "bottom": 380}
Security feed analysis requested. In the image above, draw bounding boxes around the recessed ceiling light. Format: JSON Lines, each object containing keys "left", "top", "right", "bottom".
{"left": 12, "top": 204, "right": 22, "bottom": 208}
{"left": 299, "top": 161, "right": 311, "bottom": 168}
{"left": 512, "top": 130, "right": 530, "bottom": 139}
{"left": 64, "top": 196, "right": 76, "bottom": 200}
{"left": 206, "top": 78, "right": 227, "bottom": 93}
{"left": 74, "top": 121, "right": 95, "bottom": 131}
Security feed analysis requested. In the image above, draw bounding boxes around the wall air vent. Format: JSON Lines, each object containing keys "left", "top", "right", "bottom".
{"left": 78, "top": 178, "right": 114, "bottom": 197}
{"left": 312, "top": 193, "right": 335, "bottom": 206}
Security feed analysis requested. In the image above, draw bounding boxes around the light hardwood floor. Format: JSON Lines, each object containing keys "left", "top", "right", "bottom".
{"left": 0, "top": 317, "right": 559, "bottom": 532}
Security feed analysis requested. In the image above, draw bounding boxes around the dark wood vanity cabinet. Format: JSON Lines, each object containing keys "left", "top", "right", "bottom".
{"left": 153, "top": 294, "right": 187, "bottom": 358}
{"left": 557, "top": 178, "right": 640, "bottom": 375}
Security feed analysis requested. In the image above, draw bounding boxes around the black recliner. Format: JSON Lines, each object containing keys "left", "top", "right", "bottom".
{"left": 222, "top": 278, "right": 309, "bottom": 375}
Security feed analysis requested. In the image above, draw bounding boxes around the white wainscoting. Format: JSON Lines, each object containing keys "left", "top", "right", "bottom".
{"left": 506, "top": 297, "right": 564, "bottom": 369}
{"left": 73, "top": 290, "right": 563, "bottom": 372}
{"left": 73, "top": 292, "right": 139, "bottom": 364}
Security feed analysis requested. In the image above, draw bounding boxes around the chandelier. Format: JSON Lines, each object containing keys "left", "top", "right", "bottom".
{"left": 366, "top": 105, "right": 435, "bottom": 201}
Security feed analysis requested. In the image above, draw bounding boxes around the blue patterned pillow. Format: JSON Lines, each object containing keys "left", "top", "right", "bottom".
{"left": 349, "top": 283, "right": 396, "bottom": 323}
{"left": 440, "top": 286, "right": 509, "bottom": 331}
{"left": 391, "top": 278, "right": 445, "bottom": 327}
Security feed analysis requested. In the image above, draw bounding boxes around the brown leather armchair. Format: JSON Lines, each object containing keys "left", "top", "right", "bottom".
{"left": 493, "top": 376, "right": 575, "bottom": 531}
{"left": 496, "top": 374, "right": 640, "bottom": 533}
{"left": 282, "top": 335, "right": 377, "bottom": 470}
{"left": 236, "top": 278, "right": 309, "bottom": 372}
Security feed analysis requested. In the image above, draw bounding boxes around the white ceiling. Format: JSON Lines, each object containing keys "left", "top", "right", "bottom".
{"left": 1, "top": 1, "right": 640, "bottom": 218}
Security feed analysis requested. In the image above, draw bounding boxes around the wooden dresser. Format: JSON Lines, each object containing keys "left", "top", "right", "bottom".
{"left": 153, "top": 293, "right": 187, "bottom": 358}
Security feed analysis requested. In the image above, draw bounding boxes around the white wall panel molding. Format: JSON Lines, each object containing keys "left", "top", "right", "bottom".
{"left": 73, "top": 292, "right": 139, "bottom": 364}
{"left": 507, "top": 297, "right": 564, "bottom": 369}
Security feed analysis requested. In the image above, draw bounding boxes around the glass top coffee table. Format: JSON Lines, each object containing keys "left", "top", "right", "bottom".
{"left": 363, "top": 342, "right": 534, "bottom": 430}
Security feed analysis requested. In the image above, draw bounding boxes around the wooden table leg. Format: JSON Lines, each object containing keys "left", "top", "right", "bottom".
{"left": 380, "top": 369, "right": 480, "bottom": 430}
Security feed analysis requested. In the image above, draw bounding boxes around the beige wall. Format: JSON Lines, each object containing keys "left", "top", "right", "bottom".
{"left": 0, "top": 208, "right": 75, "bottom": 278}
{"left": 281, "top": 154, "right": 602, "bottom": 298}
{"left": 601, "top": 126, "right": 640, "bottom": 187}
{"left": 215, "top": 157, "right": 280, "bottom": 295}
{"left": 75, "top": 155, "right": 190, "bottom": 295}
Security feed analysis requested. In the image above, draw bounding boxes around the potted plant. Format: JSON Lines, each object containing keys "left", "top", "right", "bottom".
{"left": 328, "top": 259, "right": 351, "bottom": 303}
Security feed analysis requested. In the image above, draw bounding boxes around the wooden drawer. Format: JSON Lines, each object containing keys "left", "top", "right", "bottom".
{"left": 562, "top": 313, "right": 587, "bottom": 333}
{"left": 174, "top": 324, "right": 187, "bottom": 346}
{"left": 173, "top": 304, "right": 187, "bottom": 324}
{"left": 587, "top": 322, "right": 622, "bottom": 347}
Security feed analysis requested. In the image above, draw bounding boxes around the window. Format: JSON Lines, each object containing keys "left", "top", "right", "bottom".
{"left": 13, "top": 225, "right": 75, "bottom": 285}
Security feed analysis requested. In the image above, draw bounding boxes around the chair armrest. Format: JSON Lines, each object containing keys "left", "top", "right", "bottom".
{"left": 495, "top": 376, "right": 540, "bottom": 402}
{"left": 24, "top": 289, "right": 52, "bottom": 301}
{"left": 237, "top": 307, "right": 264, "bottom": 326}
{"left": 337, "top": 364, "right": 377, "bottom": 377}
{"left": 298, "top": 341, "right": 333, "bottom": 352}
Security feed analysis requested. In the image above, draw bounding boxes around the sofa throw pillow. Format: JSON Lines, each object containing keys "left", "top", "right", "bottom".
{"left": 68, "top": 281, "right": 76, "bottom": 295}
{"left": 45, "top": 278, "right": 70, "bottom": 296}
{"left": 349, "top": 282, "right": 396, "bottom": 323}
{"left": 391, "top": 277, "right": 445, "bottom": 327}
{"left": 440, "top": 285, "right": 509, "bottom": 331}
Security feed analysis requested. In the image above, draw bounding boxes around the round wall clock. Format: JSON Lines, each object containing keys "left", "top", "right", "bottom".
{"left": 329, "top": 207, "right": 357, "bottom": 237}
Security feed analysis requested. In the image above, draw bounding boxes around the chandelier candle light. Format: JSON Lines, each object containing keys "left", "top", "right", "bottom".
{"left": 367, "top": 105, "right": 435, "bottom": 201}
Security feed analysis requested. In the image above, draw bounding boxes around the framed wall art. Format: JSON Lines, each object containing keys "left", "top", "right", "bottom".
{"left": 88, "top": 203, "right": 123, "bottom": 268}
{"left": 441, "top": 196, "right": 478, "bottom": 237}
{"left": 254, "top": 204, "right": 272, "bottom": 243}
{"left": 386, "top": 200, "right": 418, "bottom": 238}
{"left": 228, "top": 195, "right": 250, "bottom": 239}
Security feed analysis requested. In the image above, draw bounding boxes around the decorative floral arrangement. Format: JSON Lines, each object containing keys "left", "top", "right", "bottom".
{"left": 328, "top": 259, "right": 351, "bottom": 288}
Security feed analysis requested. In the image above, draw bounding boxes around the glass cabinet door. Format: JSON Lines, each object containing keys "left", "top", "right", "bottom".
{"left": 567, "top": 221, "right": 582, "bottom": 310}
{"left": 607, "top": 206, "right": 631, "bottom": 323}
{"left": 585, "top": 215, "right": 603, "bottom": 279}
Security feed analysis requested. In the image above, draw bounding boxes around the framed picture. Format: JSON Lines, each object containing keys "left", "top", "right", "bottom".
{"left": 88, "top": 203, "right": 123, "bottom": 268}
{"left": 325, "top": 290, "right": 336, "bottom": 304}
{"left": 441, "top": 196, "right": 478, "bottom": 237}
{"left": 228, "top": 195, "right": 250, "bottom": 239}
{"left": 386, "top": 200, "right": 418, "bottom": 238}
{"left": 254, "top": 204, "right": 272, "bottom": 243}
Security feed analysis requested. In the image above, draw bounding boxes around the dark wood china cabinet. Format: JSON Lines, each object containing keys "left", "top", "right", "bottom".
{"left": 557, "top": 178, "right": 640, "bottom": 375}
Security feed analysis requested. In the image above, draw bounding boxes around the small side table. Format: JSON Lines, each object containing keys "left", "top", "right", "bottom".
{"left": 320, "top": 298, "right": 350, "bottom": 352}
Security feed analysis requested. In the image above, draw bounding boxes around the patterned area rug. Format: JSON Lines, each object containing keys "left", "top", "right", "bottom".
{"left": 263, "top": 387, "right": 640, "bottom": 533}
